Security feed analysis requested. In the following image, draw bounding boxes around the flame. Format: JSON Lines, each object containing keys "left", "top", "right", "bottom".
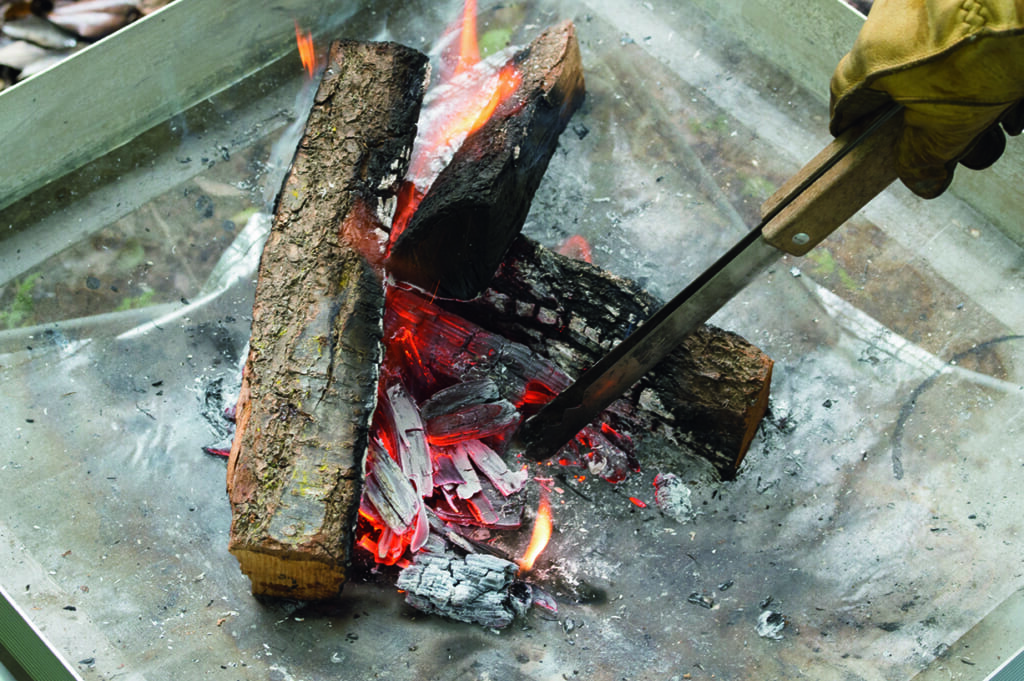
{"left": 557, "top": 234, "right": 593, "bottom": 263}
{"left": 389, "top": 64, "right": 521, "bottom": 245}
{"left": 388, "top": 0, "right": 522, "bottom": 248}
{"left": 448, "top": 63, "right": 521, "bottom": 149}
{"left": 295, "top": 21, "right": 316, "bottom": 78}
{"left": 518, "top": 493, "right": 552, "bottom": 573}
{"left": 455, "top": 0, "right": 480, "bottom": 74}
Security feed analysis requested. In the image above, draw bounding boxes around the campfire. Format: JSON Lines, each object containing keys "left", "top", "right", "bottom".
{"left": 225, "top": 1, "right": 773, "bottom": 627}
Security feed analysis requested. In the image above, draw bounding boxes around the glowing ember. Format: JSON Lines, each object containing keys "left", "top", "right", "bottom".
{"left": 354, "top": 287, "right": 635, "bottom": 568}
{"left": 518, "top": 493, "right": 552, "bottom": 573}
{"left": 294, "top": 21, "right": 316, "bottom": 78}
{"left": 355, "top": 287, "right": 544, "bottom": 564}
{"left": 629, "top": 496, "right": 647, "bottom": 508}
{"left": 557, "top": 234, "right": 593, "bottom": 263}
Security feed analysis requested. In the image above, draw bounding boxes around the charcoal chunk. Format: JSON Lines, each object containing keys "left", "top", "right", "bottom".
{"left": 396, "top": 550, "right": 521, "bottom": 628}
{"left": 419, "top": 378, "right": 501, "bottom": 421}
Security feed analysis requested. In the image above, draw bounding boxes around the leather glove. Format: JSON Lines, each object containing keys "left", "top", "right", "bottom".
{"left": 830, "top": 0, "right": 1024, "bottom": 198}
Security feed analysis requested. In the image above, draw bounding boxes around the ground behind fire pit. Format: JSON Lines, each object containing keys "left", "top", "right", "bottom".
{"left": 0, "top": 1, "right": 1022, "bottom": 680}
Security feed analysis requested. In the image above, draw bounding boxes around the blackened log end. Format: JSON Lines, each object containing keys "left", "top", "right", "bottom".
{"left": 386, "top": 22, "right": 585, "bottom": 300}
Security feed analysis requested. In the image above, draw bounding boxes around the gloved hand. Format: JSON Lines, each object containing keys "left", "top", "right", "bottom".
{"left": 830, "top": 0, "right": 1024, "bottom": 198}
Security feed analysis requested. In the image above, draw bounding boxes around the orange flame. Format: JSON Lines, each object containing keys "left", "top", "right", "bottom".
{"left": 295, "top": 21, "right": 316, "bottom": 78}
{"left": 388, "top": 0, "right": 522, "bottom": 248}
{"left": 557, "top": 234, "right": 594, "bottom": 263}
{"left": 455, "top": 0, "right": 480, "bottom": 74}
{"left": 441, "top": 63, "right": 521, "bottom": 151}
{"left": 518, "top": 492, "right": 552, "bottom": 573}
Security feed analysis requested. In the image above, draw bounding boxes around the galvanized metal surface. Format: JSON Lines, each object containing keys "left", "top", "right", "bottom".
{"left": 0, "top": 0, "right": 362, "bottom": 214}
{"left": 0, "top": 2, "right": 1022, "bottom": 680}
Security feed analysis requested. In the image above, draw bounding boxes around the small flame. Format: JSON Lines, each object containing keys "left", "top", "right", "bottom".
{"left": 295, "top": 22, "right": 316, "bottom": 78}
{"left": 518, "top": 492, "right": 552, "bottom": 573}
{"left": 455, "top": 0, "right": 480, "bottom": 74}
{"left": 557, "top": 234, "right": 593, "bottom": 263}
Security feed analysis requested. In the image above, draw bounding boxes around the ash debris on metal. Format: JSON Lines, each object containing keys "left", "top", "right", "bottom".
{"left": 652, "top": 471, "right": 695, "bottom": 523}
{"left": 756, "top": 609, "right": 787, "bottom": 640}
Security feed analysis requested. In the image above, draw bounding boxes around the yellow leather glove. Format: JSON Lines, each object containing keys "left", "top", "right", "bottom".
{"left": 831, "top": 0, "right": 1024, "bottom": 198}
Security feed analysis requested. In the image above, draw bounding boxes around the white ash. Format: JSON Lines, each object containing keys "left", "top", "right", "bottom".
{"left": 396, "top": 548, "right": 522, "bottom": 628}
{"left": 653, "top": 472, "right": 694, "bottom": 523}
{"left": 756, "top": 610, "right": 786, "bottom": 640}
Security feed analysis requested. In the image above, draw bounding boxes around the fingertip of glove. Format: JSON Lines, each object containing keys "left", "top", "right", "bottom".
{"left": 999, "top": 101, "right": 1024, "bottom": 137}
{"left": 958, "top": 125, "right": 1006, "bottom": 171}
{"left": 901, "top": 170, "right": 954, "bottom": 199}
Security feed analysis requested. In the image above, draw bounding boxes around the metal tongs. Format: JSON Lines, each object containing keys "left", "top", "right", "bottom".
{"left": 516, "top": 105, "right": 905, "bottom": 459}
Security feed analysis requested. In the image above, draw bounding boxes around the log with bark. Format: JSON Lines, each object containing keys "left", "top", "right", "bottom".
{"left": 441, "top": 236, "right": 773, "bottom": 479}
{"left": 386, "top": 20, "right": 585, "bottom": 301}
{"left": 225, "top": 40, "right": 428, "bottom": 600}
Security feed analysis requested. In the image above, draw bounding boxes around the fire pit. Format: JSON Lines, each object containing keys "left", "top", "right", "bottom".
{"left": 223, "top": 4, "right": 774, "bottom": 612}
{"left": 2, "top": 1, "right": 1024, "bottom": 680}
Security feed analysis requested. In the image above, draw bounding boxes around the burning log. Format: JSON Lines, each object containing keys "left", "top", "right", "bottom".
{"left": 225, "top": 40, "right": 429, "bottom": 600}
{"left": 386, "top": 20, "right": 585, "bottom": 300}
{"left": 441, "top": 236, "right": 773, "bottom": 479}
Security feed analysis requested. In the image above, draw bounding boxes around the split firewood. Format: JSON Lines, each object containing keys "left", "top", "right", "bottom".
{"left": 441, "top": 236, "right": 773, "bottom": 478}
{"left": 47, "top": 1, "right": 141, "bottom": 40}
{"left": 386, "top": 20, "right": 585, "bottom": 300}
{"left": 225, "top": 40, "right": 428, "bottom": 600}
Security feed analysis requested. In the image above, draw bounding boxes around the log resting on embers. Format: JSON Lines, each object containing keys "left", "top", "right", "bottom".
{"left": 225, "top": 40, "right": 428, "bottom": 601}
{"left": 441, "top": 236, "right": 773, "bottom": 479}
{"left": 386, "top": 20, "right": 586, "bottom": 301}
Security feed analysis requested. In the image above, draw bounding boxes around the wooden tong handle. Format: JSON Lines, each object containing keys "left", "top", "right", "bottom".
{"left": 761, "top": 107, "right": 902, "bottom": 256}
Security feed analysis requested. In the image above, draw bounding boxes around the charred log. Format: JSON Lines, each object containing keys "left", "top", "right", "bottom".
{"left": 386, "top": 20, "right": 585, "bottom": 300}
{"left": 441, "top": 236, "right": 773, "bottom": 478}
{"left": 396, "top": 546, "right": 528, "bottom": 628}
{"left": 225, "top": 40, "right": 428, "bottom": 600}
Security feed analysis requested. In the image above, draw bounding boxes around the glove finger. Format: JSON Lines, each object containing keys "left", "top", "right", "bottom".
{"left": 1000, "top": 101, "right": 1024, "bottom": 137}
{"left": 896, "top": 124, "right": 957, "bottom": 199}
{"left": 896, "top": 104, "right": 1009, "bottom": 199}
{"left": 958, "top": 125, "right": 1007, "bottom": 171}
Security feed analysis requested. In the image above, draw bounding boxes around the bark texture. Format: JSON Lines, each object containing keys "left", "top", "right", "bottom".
{"left": 442, "top": 236, "right": 773, "bottom": 478}
{"left": 387, "top": 20, "right": 586, "bottom": 300}
{"left": 226, "top": 40, "right": 428, "bottom": 599}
